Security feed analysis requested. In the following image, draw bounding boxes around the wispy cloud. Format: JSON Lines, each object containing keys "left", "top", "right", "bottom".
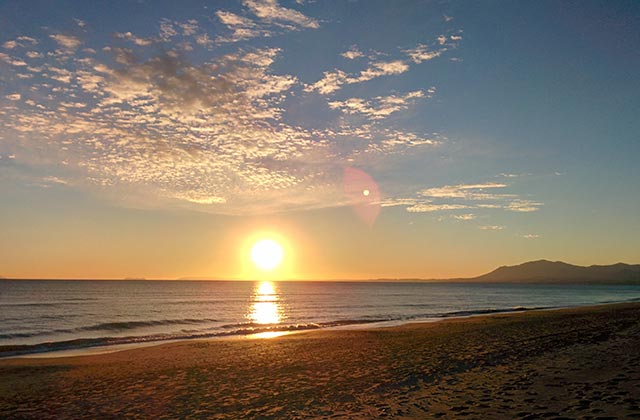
{"left": 406, "top": 203, "right": 470, "bottom": 213}
{"left": 306, "top": 60, "right": 410, "bottom": 94}
{"left": 216, "top": 0, "right": 318, "bottom": 43}
{"left": 404, "top": 44, "right": 444, "bottom": 63}
{"left": 114, "top": 32, "right": 155, "bottom": 46}
{"left": 479, "top": 225, "right": 505, "bottom": 230}
{"left": 0, "top": 52, "right": 28, "bottom": 66}
{"left": 506, "top": 200, "right": 543, "bottom": 212}
{"left": 452, "top": 213, "right": 476, "bottom": 220}
{"left": 216, "top": 11, "right": 271, "bottom": 42}
{"left": 329, "top": 89, "right": 431, "bottom": 120}
{"left": 341, "top": 46, "right": 364, "bottom": 60}
{"left": 307, "top": 33, "right": 462, "bottom": 95}
{"left": 383, "top": 181, "right": 542, "bottom": 215}
{"left": 49, "top": 34, "right": 82, "bottom": 50}
{"left": 243, "top": 0, "right": 319, "bottom": 29}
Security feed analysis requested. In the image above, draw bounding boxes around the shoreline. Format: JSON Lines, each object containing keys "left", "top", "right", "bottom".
{"left": 2, "top": 299, "right": 639, "bottom": 360}
{"left": 2, "top": 302, "right": 640, "bottom": 418}
{"left": 2, "top": 299, "right": 636, "bottom": 360}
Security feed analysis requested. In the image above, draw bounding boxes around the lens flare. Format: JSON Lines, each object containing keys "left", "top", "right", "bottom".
{"left": 344, "top": 167, "right": 381, "bottom": 226}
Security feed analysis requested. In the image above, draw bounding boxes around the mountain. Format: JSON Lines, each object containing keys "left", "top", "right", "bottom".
{"left": 470, "top": 260, "right": 640, "bottom": 284}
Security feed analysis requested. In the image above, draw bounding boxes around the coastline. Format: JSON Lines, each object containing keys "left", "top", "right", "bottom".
{"left": 2, "top": 299, "right": 639, "bottom": 360}
{"left": 1, "top": 298, "right": 636, "bottom": 360}
{"left": 2, "top": 302, "right": 640, "bottom": 418}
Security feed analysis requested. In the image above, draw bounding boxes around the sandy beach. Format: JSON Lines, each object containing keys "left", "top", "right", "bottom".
{"left": 2, "top": 303, "right": 640, "bottom": 419}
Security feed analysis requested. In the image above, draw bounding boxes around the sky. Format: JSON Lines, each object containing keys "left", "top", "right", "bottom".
{"left": 0, "top": 0, "right": 639, "bottom": 280}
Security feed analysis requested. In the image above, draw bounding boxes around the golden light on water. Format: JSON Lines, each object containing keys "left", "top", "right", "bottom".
{"left": 248, "top": 281, "right": 282, "bottom": 325}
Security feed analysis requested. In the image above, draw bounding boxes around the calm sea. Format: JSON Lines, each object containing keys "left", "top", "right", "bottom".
{"left": 2, "top": 280, "right": 640, "bottom": 357}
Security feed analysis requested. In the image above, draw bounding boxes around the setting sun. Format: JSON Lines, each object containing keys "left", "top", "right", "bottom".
{"left": 250, "top": 239, "right": 284, "bottom": 271}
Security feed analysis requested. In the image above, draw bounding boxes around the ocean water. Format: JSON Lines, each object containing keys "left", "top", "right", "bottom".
{"left": 2, "top": 280, "right": 640, "bottom": 357}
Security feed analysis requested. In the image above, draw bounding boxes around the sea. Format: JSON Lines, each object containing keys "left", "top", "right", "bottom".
{"left": 2, "top": 280, "right": 640, "bottom": 357}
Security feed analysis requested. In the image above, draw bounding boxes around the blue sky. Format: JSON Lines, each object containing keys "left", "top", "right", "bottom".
{"left": 0, "top": 0, "right": 638, "bottom": 279}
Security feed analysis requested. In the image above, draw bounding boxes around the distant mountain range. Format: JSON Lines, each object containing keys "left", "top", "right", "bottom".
{"left": 468, "top": 260, "right": 640, "bottom": 284}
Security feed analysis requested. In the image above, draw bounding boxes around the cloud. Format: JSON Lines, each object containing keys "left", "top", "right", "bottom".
{"left": 159, "top": 19, "right": 178, "bottom": 39}
{"left": 329, "top": 89, "right": 430, "bottom": 120}
{"left": 522, "top": 234, "right": 540, "bottom": 239}
{"left": 404, "top": 44, "right": 443, "bottom": 63}
{"left": 49, "top": 34, "right": 82, "bottom": 50}
{"left": 359, "top": 60, "right": 409, "bottom": 80}
{"left": 308, "top": 34, "right": 459, "bottom": 95}
{"left": 178, "top": 20, "right": 200, "bottom": 36}
{"left": 452, "top": 213, "right": 476, "bottom": 220}
{"left": 195, "top": 33, "right": 213, "bottom": 47}
{"left": 420, "top": 183, "right": 509, "bottom": 200}
{"left": 385, "top": 181, "right": 542, "bottom": 215}
{"left": 377, "top": 131, "right": 439, "bottom": 149}
{"left": 505, "top": 200, "right": 543, "bottom": 212}
{"left": 307, "top": 60, "right": 410, "bottom": 94}
{"left": 406, "top": 203, "right": 470, "bottom": 213}
{"left": 380, "top": 198, "right": 420, "bottom": 208}
{"left": 243, "top": 0, "right": 319, "bottom": 29}
{"left": 17, "top": 36, "right": 38, "bottom": 44}
{"left": 42, "top": 176, "right": 69, "bottom": 185}
{"left": 216, "top": 0, "right": 318, "bottom": 43}
{"left": 0, "top": 7, "right": 472, "bottom": 216}
{"left": 0, "top": 52, "right": 28, "bottom": 66}
{"left": 4, "top": 34, "right": 425, "bottom": 214}
{"left": 215, "top": 11, "right": 269, "bottom": 42}
{"left": 341, "top": 46, "right": 364, "bottom": 60}
{"left": 114, "top": 32, "right": 155, "bottom": 46}
{"left": 479, "top": 225, "right": 505, "bottom": 230}
{"left": 3, "top": 36, "right": 38, "bottom": 50}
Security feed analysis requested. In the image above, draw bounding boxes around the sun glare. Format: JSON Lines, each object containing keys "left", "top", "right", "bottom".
{"left": 249, "top": 281, "right": 281, "bottom": 325}
{"left": 250, "top": 239, "right": 284, "bottom": 271}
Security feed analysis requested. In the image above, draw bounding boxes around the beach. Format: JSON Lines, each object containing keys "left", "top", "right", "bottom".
{"left": 2, "top": 303, "right": 640, "bottom": 419}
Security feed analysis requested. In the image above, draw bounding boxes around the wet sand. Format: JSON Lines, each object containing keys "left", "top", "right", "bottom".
{"left": 2, "top": 303, "right": 640, "bottom": 419}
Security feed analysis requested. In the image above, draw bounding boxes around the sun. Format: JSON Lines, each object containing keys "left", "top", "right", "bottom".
{"left": 250, "top": 239, "right": 284, "bottom": 271}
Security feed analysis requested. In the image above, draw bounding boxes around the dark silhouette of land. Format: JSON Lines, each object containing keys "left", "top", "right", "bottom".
{"left": 468, "top": 259, "right": 640, "bottom": 284}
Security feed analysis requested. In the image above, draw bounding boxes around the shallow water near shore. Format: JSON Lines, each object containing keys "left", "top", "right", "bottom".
{"left": 2, "top": 279, "right": 640, "bottom": 356}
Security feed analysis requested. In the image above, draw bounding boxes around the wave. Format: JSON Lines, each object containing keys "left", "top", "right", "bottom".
{"left": 0, "top": 317, "right": 221, "bottom": 340}
{"left": 437, "top": 306, "right": 548, "bottom": 318}
{"left": 78, "top": 318, "right": 221, "bottom": 332}
{"left": 0, "top": 303, "right": 626, "bottom": 358}
{"left": 0, "top": 318, "right": 391, "bottom": 358}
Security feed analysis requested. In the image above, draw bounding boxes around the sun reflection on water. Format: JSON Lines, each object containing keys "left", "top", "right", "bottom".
{"left": 248, "top": 281, "right": 282, "bottom": 325}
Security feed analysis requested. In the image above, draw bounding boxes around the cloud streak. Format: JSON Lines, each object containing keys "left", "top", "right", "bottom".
{"left": 243, "top": 0, "right": 319, "bottom": 29}
{"left": 383, "top": 182, "right": 542, "bottom": 215}
{"left": 306, "top": 60, "right": 410, "bottom": 94}
{"left": 329, "top": 89, "right": 431, "bottom": 120}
